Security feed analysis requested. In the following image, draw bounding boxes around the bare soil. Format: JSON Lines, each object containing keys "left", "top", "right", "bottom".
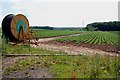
{"left": 47, "top": 40, "right": 120, "bottom": 54}
{"left": 3, "top": 68, "right": 53, "bottom": 78}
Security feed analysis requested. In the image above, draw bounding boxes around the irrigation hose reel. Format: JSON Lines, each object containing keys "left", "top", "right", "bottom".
{"left": 2, "top": 14, "right": 33, "bottom": 42}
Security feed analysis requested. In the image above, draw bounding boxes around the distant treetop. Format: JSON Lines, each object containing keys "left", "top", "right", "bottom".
{"left": 86, "top": 21, "right": 120, "bottom": 31}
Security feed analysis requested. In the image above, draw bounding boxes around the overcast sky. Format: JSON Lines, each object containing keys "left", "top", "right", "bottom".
{"left": 0, "top": 0, "right": 119, "bottom": 27}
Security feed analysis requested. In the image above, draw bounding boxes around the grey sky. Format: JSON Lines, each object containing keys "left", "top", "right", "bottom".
{"left": 0, "top": 1, "right": 119, "bottom": 27}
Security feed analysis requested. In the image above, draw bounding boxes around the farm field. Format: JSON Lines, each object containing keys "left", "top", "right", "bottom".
{"left": 56, "top": 31, "right": 119, "bottom": 46}
{"left": 55, "top": 31, "right": 120, "bottom": 53}
{"left": 2, "top": 29, "right": 87, "bottom": 55}
{"left": 1, "top": 2, "right": 120, "bottom": 79}
{"left": 2, "top": 31, "right": 120, "bottom": 55}
{"left": 32, "top": 29, "right": 85, "bottom": 38}
{"left": 1, "top": 29, "right": 120, "bottom": 78}
{"left": 2, "top": 54, "right": 120, "bottom": 78}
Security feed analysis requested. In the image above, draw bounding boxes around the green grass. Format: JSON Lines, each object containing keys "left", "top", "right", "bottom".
{"left": 3, "top": 54, "right": 120, "bottom": 78}
{"left": 56, "top": 31, "right": 120, "bottom": 46}
{"left": 2, "top": 41, "right": 65, "bottom": 55}
{"left": 0, "top": 27, "right": 2, "bottom": 33}
{"left": 32, "top": 29, "right": 84, "bottom": 38}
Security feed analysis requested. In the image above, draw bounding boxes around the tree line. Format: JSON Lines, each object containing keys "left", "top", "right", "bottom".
{"left": 30, "top": 26, "right": 54, "bottom": 30}
{"left": 30, "top": 21, "right": 120, "bottom": 31}
{"left": 85, "top": 21, "right": 120, "bottom": 31}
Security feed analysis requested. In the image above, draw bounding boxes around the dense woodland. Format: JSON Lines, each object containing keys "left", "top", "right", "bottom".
{"left": 85, "top": 21, "right": 120, "bottom": 31}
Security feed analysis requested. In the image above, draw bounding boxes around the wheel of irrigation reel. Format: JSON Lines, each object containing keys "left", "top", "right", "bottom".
{"left": 2, "top": 14, "right": 32, "bottom": 42}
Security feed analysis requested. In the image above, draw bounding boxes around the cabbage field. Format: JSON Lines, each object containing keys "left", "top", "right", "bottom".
{"left": 56, "top": 31, "right": 119, "bottom": 46}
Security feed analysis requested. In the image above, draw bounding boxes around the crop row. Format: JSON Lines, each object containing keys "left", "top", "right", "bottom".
{"left": 56, "top": 31, "right": 119, "bottom": 46}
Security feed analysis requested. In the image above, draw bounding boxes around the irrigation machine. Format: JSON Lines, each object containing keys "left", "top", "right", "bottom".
{"left": 2, "top": 14, "right": 37, "bottom": 50}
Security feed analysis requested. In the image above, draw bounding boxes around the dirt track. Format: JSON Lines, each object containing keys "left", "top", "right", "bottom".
{"left": 30, "top": 34, "right": 119, "bottom": 56}
{"left": 31, "top": 33, "right": 81, "bottom": 43}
